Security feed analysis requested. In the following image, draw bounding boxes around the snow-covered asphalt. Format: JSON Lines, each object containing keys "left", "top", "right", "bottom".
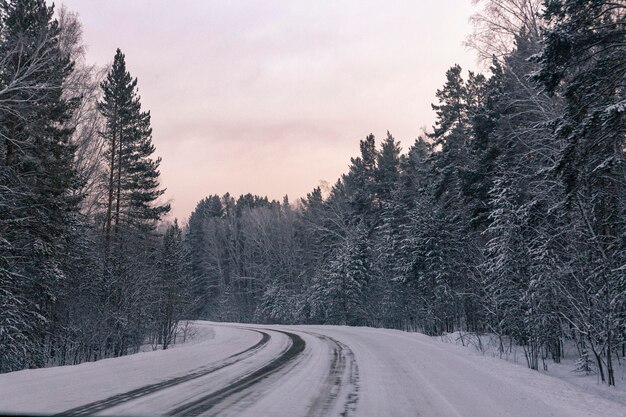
{"left": 0, "top": 322, "right": 624, "bottom": 416}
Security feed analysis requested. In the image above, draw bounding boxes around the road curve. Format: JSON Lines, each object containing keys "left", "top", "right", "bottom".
{"left": 166, "top": 329, "right": 305, "bottom": 417}
{"left": 57, "top": 329, "right": 271, "bottom": 416}
{"left": 2, "top": 322, "right": 625, "bottom": 417}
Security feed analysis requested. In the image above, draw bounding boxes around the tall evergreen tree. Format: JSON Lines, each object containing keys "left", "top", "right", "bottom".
{"left": 185, "top": 195, "right": 225, "bottom": 317}
{"left": 95, "top": 48, "right": 170, "bottom": 357}
{"left": 375, "top": 131, "right": 402, "bottom": 206}
{"left": 0, "top": 0, "right": 79, "bottom": 372}
{"left": 98, "top": 48, "right": 169, "bottom": 241}
{"left": 344, "top": 134, "right": 379, "bottom": 223}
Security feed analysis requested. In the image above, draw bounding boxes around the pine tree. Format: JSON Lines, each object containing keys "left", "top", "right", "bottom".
{"left": 463, "top": 57, "right": 504, "bottom": 229}
{"left": 419, "top": 64, "right": 486, "bottom": 334}
{"left": 429, "top": 65, "right": 476, "bottom": 203}
{"left": 99, "top": 49, "right": 135, "bottom": 243}
{"left": 430, "top": 65, "right": 468, "bottom": 141}
{"left": 98, "top": 48, "right": 169, "bottom": 240}
{"left": 96, "top": 48, "right": 170, "bottom": 357}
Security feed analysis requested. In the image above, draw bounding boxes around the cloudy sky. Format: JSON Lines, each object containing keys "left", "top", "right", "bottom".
{"left": 59, "top": 0, "right": 479, "bottom": 221}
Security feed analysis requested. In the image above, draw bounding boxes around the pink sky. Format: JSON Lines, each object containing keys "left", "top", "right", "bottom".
{"left": 59, "top": 0, "right": 479, "bottom": 222}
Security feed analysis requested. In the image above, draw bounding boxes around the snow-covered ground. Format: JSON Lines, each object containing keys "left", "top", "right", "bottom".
{"left": 435, "top": 331, "right": 626, "bottom": 406}
{"left": 0, "top": 322, "right": 624, "bottom": 416}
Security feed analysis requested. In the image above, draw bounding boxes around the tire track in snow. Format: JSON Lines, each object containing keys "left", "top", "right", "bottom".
{"left": 56, "top": 329, "right": 270, "bottom": 417}
{"left": 303, "top": 331, "right": 359, "bottom": 417}
{"left": 166, "top": 329, "right": 305, "bottom": 417}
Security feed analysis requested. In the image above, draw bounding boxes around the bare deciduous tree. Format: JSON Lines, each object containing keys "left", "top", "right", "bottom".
{"left": 467, "top": 0, "right": 544, "bottom": 63}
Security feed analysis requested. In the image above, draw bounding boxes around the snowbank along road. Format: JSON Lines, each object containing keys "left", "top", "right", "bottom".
{"left": 0, "top": 322, "right": 624, "bottom": 416}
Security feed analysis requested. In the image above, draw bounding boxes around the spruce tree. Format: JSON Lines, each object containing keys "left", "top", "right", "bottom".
{"left": 0, "top": 0, "right": 79, "bottom": 372}
{"left": 463, "top": 57, "right": 504, "bottom": 229}
{"left": 375, "top": 131, "right": 402, "bottom": 206}
{"left": 344, "top": 134, "right": 379, "bottom": 222}
{"left": 312, "top": 222, "right": 370, "bottom": 325}
{"left": 185, "top": 195, "right": 225, "bottom": 317}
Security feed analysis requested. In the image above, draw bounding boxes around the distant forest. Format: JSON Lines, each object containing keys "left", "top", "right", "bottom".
{"left": 0, "top": 0, "right": 624, "bottom": 387}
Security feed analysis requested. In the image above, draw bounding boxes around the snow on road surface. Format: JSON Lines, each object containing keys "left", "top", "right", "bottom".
{"left": 0, "top": 322, "right": 624, "bottom": 417}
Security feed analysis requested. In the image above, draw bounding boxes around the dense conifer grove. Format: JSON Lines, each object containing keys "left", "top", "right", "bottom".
{"left": 0, "top": 0, "right": 188, "bottom": 372}
{"left": 0, "top": 0, "right": 624, "bottom": 387}
{"left": 185, "top": 0, "right": 625, "bottom": 385}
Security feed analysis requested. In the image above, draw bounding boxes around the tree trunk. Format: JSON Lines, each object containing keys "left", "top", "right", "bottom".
{"left": 607, "top": 328, "right": 615, "bottom": 386}
{"left": 5, "top": 139, "right": 14, "bottom": 166}
{"left": 589, "top": 339, "right": 605, "bottom": 383}
{"left": 105, "top": 108, "right": 117, "bottom": 245}
{"left": 115, "top": 121, "right": 123, "bottom": 231}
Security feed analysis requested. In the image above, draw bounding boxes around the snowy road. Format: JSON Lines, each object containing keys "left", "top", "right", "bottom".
{"left": 0, "top": 322, "right": 624, "bottom": 416}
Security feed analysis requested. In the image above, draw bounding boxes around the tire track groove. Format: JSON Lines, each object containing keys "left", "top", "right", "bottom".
{"left": 304, "top": 331, "right": 359, "bottom": 417}
{"left": 167, "top": 329, "right": 305, "bottom": 417}
{"left": 56, "top": 330, "right": 270, "bottom": 416}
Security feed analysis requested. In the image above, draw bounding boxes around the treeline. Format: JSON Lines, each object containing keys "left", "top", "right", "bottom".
{"left": 186, "top": 0, "right": 625, "bottom": 385}
{"left": 0, "top": 1, "right": 191, "bottom": 373}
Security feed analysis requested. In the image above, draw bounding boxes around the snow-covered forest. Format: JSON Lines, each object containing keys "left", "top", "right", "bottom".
{"left": 0, "top": 1, "right": 188, "bottom": 372}
{"left": 0, "top": 0, "right": 625, "bottom": 392}
{"left": 185, "top": 0, "right": 626, "bottom": 386}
